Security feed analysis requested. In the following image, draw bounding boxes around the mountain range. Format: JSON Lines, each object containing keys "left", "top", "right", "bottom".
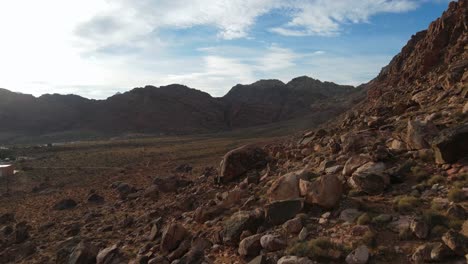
{"left": 0, "top": 77, "right": 361, "bottom": 141}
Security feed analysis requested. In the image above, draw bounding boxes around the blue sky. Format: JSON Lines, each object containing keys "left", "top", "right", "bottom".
{"left": 0, "top": 0, "right": 451, "bottom": 99}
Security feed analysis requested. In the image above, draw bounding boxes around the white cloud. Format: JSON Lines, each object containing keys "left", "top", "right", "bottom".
{"left": 0, "top": 0, "right": 444, "bottom": 99}
{"left": 271, "top": 0, "right": 419, "bottom": 36}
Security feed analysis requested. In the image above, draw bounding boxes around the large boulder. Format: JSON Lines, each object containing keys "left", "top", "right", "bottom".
{"left": 267, "top": 170, "right": 312, "bottom": 201}
{"left": 432, "top": 124, "right": 468, "bottom": 164}
{"left": 345, "top": 245, "right": 369, "bottom": 264}
{"left": 299, "top": 174, "right": 342, "bottom": 209}
{"left": 68, "top": 241, "right": 99, "bottom": 264}
{"left": 265, "top": 199, "right": 303, "bottom": 226}
{"left": 441, "top": 230, "right": 467, "bottom": 256}
{"left": 348, "top": 162, "right": 389, "bottom": 195}
{"left": 342, "top": 155, "right": 372, "bottom": 177}
{"left": 218, "top": 145, "right": 268, "bottom": 183}
{"left": 223, "top": 210, "right": 264, "bottom": 245}
{"left": 406, "top": 119, "right": 438, "bottom": 150}
{"left": 411, "top": 242, "right": 452, "bottom": 263}
{"left": 160, "top": 222, "right": 188, "bottom": 253}
{"left": 260, "top": 235, "right": 286, "bottom": 252}
{"left": 238, "top": 234, "right": 262, "bottom": 257}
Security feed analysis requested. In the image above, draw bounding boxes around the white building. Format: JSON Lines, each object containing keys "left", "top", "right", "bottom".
{"left": 0, "top": 164, "right": 14, "bottom": 178}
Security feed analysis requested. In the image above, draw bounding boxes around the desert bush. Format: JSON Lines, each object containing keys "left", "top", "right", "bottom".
{"left": 430, "top": 225, "right": 448, "bottom": 237}
{"left": 357, "top": 213, "right": 371, "bottom": 225}
{"left": 411, "top": 166, "right": 429, "bottom": 181}
{"left": 361, "top": 231, "right": 377, "bottom": 248}
{"left": 393, "top": 196, "right": 421, "bottom": 213}
{"left": 286, "top": 237, "right": 346, "bottom": 260}
{"left": 427, "top": 175, "right": 445, "bottom": 186}
{"left": 448, "top": 188, "right": 465, "bottom": 202}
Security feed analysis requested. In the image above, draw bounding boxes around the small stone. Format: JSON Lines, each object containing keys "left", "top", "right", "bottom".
{"left": 53, "top": 199, "right": 77, "bottom": 210}
{"left": 339, "top": 209, "right": 362, "bottom": 223}
{"left": 410, "top": 218, "right": 429, "bottom": 239}
{"left": 282, "top": 218, "right": 303, "bottom": 234}
{"left": 277, "top": 256, "right": 313, "bottom": 264}
{"left": 346, "top": 245, "right": 369, "bottom": 264}
{"left": 298, "top": 227, "right": 308, "bottom": 241}
{"left": 260, "top": 235, "right": 286, "bottom": 252}
{"left": 442, "top": 230, "right": 467, "bottom": 256}
{"left": 238, "top": 234, "right": 262, "bottom": 257}
{"left": 372, "top": 214, "right": 392, "bottom": 224}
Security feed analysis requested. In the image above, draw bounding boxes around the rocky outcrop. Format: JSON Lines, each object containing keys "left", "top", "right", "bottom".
{"left": 219, "top": 145, "right": 268, "bottom": 183}
{"left": 299, "top": 174, "right": 342, "bottom": 208}
{"left": 432, "top": 124, "right": 468, "bottom": 164}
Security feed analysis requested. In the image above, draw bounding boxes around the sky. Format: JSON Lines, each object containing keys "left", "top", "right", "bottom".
{"left": 0, "top": 0, "right": 452, "bottom": 99}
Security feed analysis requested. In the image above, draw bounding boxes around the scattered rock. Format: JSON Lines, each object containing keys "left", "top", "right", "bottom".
{"left": 160, "top": 222, "right": 188, "bottom": 253}
{"left": 153, "top": 176, "right": 191, "bottom": 193}
{"left": 339, "top": 209, "right": 362, "bottom": 223}
{"left": 432, "top": 124, "right": 468, "bottom": 164}
{"left": 238, "top": 234, "right": 262, "bottom": 257}
{"left": 68, "top": 241, "right": 99, "bottom": 264}
{"left": 349, "top": 162, "right": 389, "bottom": 194}
{"left": 442, "top": 230, "right": 467, "bottom": 256}
{"left": 53, "top": 198, "right": 77, "bottom": 210}
{"left": 346, "top": 245, "right": 369, "bottom": 264}
{"left": 248, "top": 255, "right": 267, "bottom": 264}
{"left": 277, "top": 256, "right": 313, "bottom": 264}
{"left": 87, "top": 193, "right": 105, "bottom": 204}
{"left": 218, "top": 145, "right": 268, "bottom": 183}
{"left": 223, "top": 210, "right": 264, "bottom": 245}
{"left": 143, "top": 185, "right": 160, "bottom": 200}
{"left": 342, "top": 155, "right": 372, "bottom": 176}
{"left": 14, "top": 222, "right": 30, "bottom": 244}
{"left": 298, "top": 227, "right": 308, "bottom": 241}
{"left": 268, "top": 170, "right": 312, "bottom": 201}
{"left": 265, "top": 199, "right": 303, "bottom": 226}
{"left": 300, "top": 174, "right": 342, "bottom": 208}
{"left": 410, "top": 218, "right": 429, "bottom": 239}
{"left": 282, "top": 217, "right": 303, "bottom": 234}
{"left": 96, "top": 245, "right": 127, "bottom": 264}
{"left": 260, "top": 235, "right": 286, "bottom": 252}
{"left": 412, "top": 242, "right": 453, "bottom": 263}
{"left": 406, "top": 119, "right": 438, "bottom": 150}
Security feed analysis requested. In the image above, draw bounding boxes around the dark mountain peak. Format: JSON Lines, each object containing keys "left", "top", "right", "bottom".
{"left": 249, "top": 79, "right": 285, "bottom": 88}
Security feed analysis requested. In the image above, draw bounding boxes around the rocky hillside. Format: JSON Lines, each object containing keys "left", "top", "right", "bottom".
{"left": 0, "top": 77, "right": 357, "bottom": 141}
{"left": 0, "top": 1, "right": 467, "bottom": 264}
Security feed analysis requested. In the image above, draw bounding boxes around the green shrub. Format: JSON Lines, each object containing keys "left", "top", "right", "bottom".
{"left": 361, "top": 231, "right": 377, "bottom": 248}
{"left": 448, "top": 188, "right": 465, "bottom": 202}
{"left": 422, "top": 210, "right": 447, "bottom": 228}
{"left": 286, "top": 238, "right": 345, "bottom": 260}
{"left": 447, "top": 218, "right": 464, "bottom": 230}
{"left": 394, "top": 196, "right": 421, "bottom": 213}
{"left": 430, "top": 225, "right": 448, "bottom": 238}
{"left": 430, "top": 200, "right": 446, "bottom": 211}
{"left": 411, "top": 166, "right": 429, "bottom": 181}
{"left": 427, "top": 175, "right": 445, "bottom": 186}
{"left": 357, "top": 213, "right": 371, "bottom": 225}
